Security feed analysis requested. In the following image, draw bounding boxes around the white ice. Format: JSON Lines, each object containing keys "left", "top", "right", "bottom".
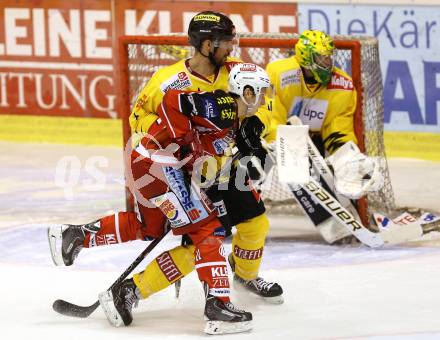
{"left": 1, "top": 141, "right": 440, "bottom": 340}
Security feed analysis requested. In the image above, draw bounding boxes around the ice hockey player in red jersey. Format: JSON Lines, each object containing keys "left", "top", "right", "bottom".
{"left": 51, "top": 63, "right": 271, "bottom": 335}
{"left": 49, "top": 11, "right": 284, "bottom": 309}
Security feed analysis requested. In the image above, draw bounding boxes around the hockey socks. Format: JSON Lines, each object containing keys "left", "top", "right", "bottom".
{"left": 83, "top": 212, "right": 143, "bottom": 248}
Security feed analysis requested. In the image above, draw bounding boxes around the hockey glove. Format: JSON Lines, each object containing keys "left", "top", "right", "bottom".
{"left": 235, "top": 116, "right": 265, "bottom": 156}
{"left": 240, "top": 148, "right": 272, "bottom": 182}
{"left": 327, "top": 141, "right": 385, "bottom": 199}
{"left": 177, "top": 129, "right": 205, "bottom": 169}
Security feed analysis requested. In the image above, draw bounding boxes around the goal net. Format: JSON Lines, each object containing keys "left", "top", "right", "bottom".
{"left": 118, "top": 33, "right": 395, "bottom": 227}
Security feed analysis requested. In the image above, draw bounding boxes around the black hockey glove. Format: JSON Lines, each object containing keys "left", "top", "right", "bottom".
{"left": 235, "top": 116, "right": 265, "bottom": 156}
{"left": 240, "top": 147, "right": 276, "bottom": 182}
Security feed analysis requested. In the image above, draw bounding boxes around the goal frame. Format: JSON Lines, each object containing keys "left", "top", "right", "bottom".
{"left": 117, "top": 34, "right": 370, "bottom": 226}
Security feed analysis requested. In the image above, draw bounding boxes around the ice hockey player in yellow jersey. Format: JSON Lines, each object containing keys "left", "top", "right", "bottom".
{"left": 129, "top": 12, "right": 242, "bottom": 145}
{"left": 263, "top": 30, "right": 357, "bottom": 150}
{"left": 248, "top": 30, "right": 378, "bottom": 244}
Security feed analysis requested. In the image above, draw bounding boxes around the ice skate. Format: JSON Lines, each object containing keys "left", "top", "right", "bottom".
{"left": 99, "top": 278, "right": 140, "bottom": 327}
{"left": 48, "top": 224, "right": 86, "bottom": 266}
{"left": 228, "top": 254, "right": 284, "bottom": 304}
{"left": 204, "top": 286, "right": 252, "bottom": 335}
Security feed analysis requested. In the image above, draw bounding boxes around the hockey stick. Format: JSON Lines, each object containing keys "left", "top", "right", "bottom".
{"left": 52, "top": 226, "right": 170, "bottom": 318}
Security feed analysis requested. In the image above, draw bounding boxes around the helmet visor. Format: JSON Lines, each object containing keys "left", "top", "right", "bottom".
{"left": 311, "top": 52, "right": 334, "bottom": 84}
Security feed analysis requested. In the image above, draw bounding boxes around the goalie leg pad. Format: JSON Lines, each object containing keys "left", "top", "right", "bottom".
{"left": 316, "top": 217, "right": 353, "bottom": 244}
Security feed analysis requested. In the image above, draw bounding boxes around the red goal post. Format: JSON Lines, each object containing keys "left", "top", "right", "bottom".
{"left": 117, "top": 33, "right": 395, "bottom": 227}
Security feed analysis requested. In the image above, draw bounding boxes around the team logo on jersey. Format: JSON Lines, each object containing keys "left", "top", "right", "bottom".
{"left": 160, "top": 72, "right": 192, "bottom": 93}
{"left": 280, "top": 69, "right": 301, "bottom": 88}
{"left": 328, "top": 73, "right": 354, "bottom": 90}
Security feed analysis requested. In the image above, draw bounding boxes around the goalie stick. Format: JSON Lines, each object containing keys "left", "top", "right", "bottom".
{"left": 52, "top": 226, "right": 170, "bottom": 318}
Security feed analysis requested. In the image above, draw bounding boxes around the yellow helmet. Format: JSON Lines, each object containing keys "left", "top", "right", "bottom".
{"left": 295, "top": 30, "right": 335, "bottom": 84}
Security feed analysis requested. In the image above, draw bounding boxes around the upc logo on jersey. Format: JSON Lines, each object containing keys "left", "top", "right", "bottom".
{"left": 291, "top": 97, "right": 328, "bottom": 131}
{"left": 160, "top": 72, "right": 192, "bottom": 93}
{"left": 328, "top": 74, "right": 354, "bottom": 90}
{"left": 281, "top": 69, "right": 301, "bottom": 88}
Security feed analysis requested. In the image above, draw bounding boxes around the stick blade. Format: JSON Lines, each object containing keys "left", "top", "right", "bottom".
{"left": 52, "top": 299, "right": 99, "bottom": 318}
{"left": 276, "top": 125, "right": 309, "bottom": 185}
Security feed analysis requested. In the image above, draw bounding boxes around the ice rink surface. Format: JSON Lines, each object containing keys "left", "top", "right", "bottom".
{"left": 1, "top": 141, "right": 440, "bottom": 340}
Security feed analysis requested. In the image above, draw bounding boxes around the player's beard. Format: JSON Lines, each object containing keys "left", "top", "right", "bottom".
{"left": 213, "top": 51, "right": 229, "bottom": 67}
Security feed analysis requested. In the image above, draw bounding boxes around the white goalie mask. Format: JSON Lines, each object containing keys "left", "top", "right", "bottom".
{"left": 228, "top": 63, "right": 271, "bottom": 108}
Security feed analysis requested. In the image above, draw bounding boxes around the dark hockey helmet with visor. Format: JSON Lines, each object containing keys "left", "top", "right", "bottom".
{"left": 188, "top": 11, "right": 236, "bottom": 50}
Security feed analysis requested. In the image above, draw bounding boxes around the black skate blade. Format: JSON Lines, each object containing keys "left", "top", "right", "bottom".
{"left": 52, "top": 299, "right": 99, "bottom": 318}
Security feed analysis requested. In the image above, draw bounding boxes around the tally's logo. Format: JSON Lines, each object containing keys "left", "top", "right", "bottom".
{"left": 240, "top": 63, "right": 257, "bottom": 72}
{"left": 328, "top": 74, "right": 354, "bottom": 90}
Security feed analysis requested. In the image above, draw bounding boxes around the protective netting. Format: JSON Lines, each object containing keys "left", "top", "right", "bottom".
{"left": 122, "top": 33, "right": 395, "bottom": 222}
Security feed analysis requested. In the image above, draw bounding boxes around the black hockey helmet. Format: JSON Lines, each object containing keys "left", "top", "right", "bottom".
{"left": 188, "top": 11, "right": 235, "bottom": 50}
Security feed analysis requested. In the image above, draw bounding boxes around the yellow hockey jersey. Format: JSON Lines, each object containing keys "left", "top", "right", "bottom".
{"left": 129, "top": 57, "right": 241, "bottom": 145}
{"left": 265, "top": 55, "right": 357, "bottom": 154}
